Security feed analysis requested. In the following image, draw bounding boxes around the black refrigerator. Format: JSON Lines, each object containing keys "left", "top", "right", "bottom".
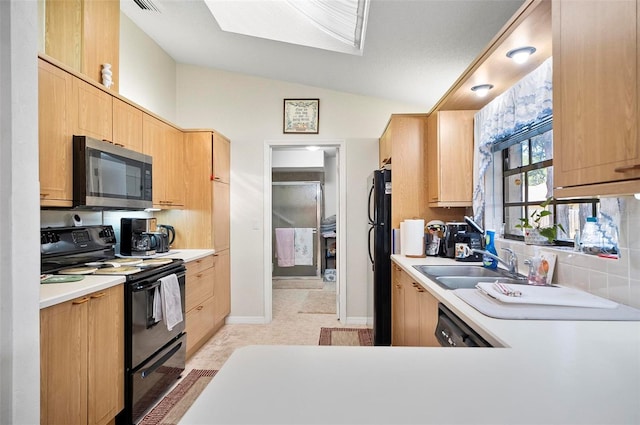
{"left": 368, "top": 169, "right": 392, "bottom": 346}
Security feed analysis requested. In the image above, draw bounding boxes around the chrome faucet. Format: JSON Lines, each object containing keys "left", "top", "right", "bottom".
{"left": 472, "top": 247, "right": 521, "bottom": 277}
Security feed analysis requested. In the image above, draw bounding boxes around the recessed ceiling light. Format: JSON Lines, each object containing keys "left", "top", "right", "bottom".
{"left": 506, "top": 46, "right": 537, "bottom": 64}
{"left": 470, "top": 84, "right": 494, "bottom": 98}
{"left": 306, "top": 146, "right": 320, "bottom": 151}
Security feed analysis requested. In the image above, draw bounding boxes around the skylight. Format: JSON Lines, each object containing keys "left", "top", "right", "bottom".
{"left": 204, "top": 0, "right": 370, "bottom": 55}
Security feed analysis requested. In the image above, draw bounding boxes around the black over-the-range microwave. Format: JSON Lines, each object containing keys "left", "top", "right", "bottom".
{"left": 73, "top": 135, "right": 153, "bottom": 210}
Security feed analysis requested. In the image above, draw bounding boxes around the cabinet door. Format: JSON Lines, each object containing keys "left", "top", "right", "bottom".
{"left": 74, "top": 78, "right": 113, "bottom": 141}
{"left": 402, "top": 274, "right": 421, "bottom": 347}
{"left": 38, "top": 59, "right": 74, "bottom": 207}
{"left": 418, "top": 288, "right": 439, "bottom": 347}
{"left": 143, "top": 115, "right": 184, "bottom": 208}
{"left": 553, "top": 0, "right": 639, "bottom": 193}
{"left": 185, "top": 296, "right": 216, "bottom": 357}
{"left": 379, "top": 125, "right": 392, "bottom": 167}
{"left": 427, "top": 111, "right": 474, "bottom": 207}
{"left": 112, "top": 98, "right": 143, "bottom": 152}
{"left": 389, "top": 116, "right": 428, "bottom": 228}
{"left": 87, "top": 285, "right": 124, "bottom": 425}
{"left": 82, "top": 0, "right": 119, "bottom": 92}
{"left": 166, "top": 127, "right": 185, "bottom": 206}
{"left": 213, "top": 181, "right": 230, "bottom": 252}
{"left": 391, "top": 265, "right": 404, "bottom": 346}
{"left": 41, "top": 297, "right": 88, "bottom": 425}
{"left": 213, "top": 133, "right": 231, "bottom": 184}
{"left": 186, "top": 256, "right": 215, "bottom": 312}
{"left": 213, "top": 249, "right": 231, "bottom": 324}
{"left": 143, "top": 114, "right": 168, "bottom": 206}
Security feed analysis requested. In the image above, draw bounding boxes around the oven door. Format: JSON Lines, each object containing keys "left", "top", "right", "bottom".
{"left": 130, "top": 333, "right": 186, "bottom": 424}
{"left": 129, "top": 270, "right": 186, "bottom": 369}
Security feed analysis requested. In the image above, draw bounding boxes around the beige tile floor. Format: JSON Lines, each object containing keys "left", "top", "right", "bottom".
{"left": 186, "top": 280, "right": 353, "bottom": 372}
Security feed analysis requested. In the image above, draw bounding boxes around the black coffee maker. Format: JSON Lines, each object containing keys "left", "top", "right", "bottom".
{"left": 120, "top": 218, "right": 159, "bottom": 256}
{"left": 441, "top": 221, "right": 484, "bottom": 261}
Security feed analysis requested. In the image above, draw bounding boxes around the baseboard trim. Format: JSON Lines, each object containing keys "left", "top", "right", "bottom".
{"left": 343, "top": 316, "right": 370, "bottom": 326}
{"left": 225, "top": 316, "right": 269, "bottom": 324}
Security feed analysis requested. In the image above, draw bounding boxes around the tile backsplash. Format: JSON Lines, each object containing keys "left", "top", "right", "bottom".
{"left": 493, "top": 195, "right": 640, "bottom": 309}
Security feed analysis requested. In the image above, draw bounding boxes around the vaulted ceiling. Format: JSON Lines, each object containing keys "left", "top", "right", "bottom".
{"left": 121, "top": 0, "right": 526, "bottom": 109}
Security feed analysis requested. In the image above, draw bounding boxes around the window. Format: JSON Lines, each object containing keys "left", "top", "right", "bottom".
{"left": 501, "top": 126, "right": 598, "bottom": 243}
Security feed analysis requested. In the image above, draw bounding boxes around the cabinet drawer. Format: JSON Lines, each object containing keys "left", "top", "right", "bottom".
{"left": 185, "top": 296, "right": 215, "bottom": 354}
{"left": 186, "top": 255, "right": 214, "bottom": 277}
{"left": 186, "top": 266, "right": 214, "bottom": 313}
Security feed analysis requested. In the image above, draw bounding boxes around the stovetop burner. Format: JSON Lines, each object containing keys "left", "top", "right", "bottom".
{"left": 41, "top": 225, "right": 184, "bottom": 281}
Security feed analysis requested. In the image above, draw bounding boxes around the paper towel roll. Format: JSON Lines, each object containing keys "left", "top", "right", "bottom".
{"left": 400, "top": 222, "right": 406, "bottom": 256}
{"left": 403, "top": 219, "right": 425, "bottom": 257}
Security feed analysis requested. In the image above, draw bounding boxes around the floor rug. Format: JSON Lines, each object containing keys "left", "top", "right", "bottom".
{"left": 318, "top": 327, "right": 373, "bottom": 346}
{"left": 298, "top": 291, "right": 336, "bottom": 314}
{"left": 140, "top": 369, "right": 218, "bottom": 425}
{"left": 273, "top": 279, "right": 324, "bottom": 289}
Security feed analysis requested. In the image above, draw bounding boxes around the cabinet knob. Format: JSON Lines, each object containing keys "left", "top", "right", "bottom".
{"left": 196, "top": 305, "right": 204, "bottom": 311}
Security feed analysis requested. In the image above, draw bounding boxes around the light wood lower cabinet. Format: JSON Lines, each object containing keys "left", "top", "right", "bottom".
{"left": 213, "top": 249, "right": 231, "bottom": 324}
{"left": 40, "top": 285, "right": 124, "bottom": 425}
{"left": 391, "top": 264, "right": 439, "bottom": 347}
{"left": 185, "top": 255, "right": 216, "bottom": 358}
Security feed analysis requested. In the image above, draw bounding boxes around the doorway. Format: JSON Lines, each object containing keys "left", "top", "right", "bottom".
{"left": 263, "top": 141, "right": 346, "bottom": 323}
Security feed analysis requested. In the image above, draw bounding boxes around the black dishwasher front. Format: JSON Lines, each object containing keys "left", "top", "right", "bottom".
{"left": 435, "top": 303, "right": 492, "bottom": 347}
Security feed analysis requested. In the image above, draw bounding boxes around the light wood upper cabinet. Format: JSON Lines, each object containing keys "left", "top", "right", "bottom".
{"left": 74, "top": 78, "right": 113, "bottom": 141}
{"left": 44, "top": 0, "right": 120, "bottom": 92}
{"left": 213, "top": 133, "right": 231, "bottom": 184}
{"left": 112, "top": 98, "right": 143, "bottom": 152}
{"left": 427, "top": 110, "right": 475, "bottom": 207}
{"left": 553, "top": 0, "right": 640, "bottom": 197}
{"left": 379, "top": 129, "right": 392, "bottom": 168}
{"left": 40, "top": 285, "right": 123, "bottom": 425}
{"left": 142, "top": 114, "right": 185, "bottom": 208}
{"left": 38, "top": 58, "right": 74, "bottom": 207}
{"left": 382, "top": 115, "right": 429, "bottom": 228}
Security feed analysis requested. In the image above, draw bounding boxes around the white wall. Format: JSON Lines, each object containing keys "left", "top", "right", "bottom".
{"left": 272, "top": 149, "right": 324, "bottom": 168}
{"left": 119, "top": 12, "right": 177, "bottom": 122}
{"left": 0, "top": 1, "right": 40, "bottom": 423}
{"left": 174, "top": 63, "right": 423, "bottom": 322}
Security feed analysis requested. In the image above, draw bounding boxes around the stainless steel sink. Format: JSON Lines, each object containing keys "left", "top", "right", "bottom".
{"left": 412, "top": 264, "right": 526, "bottom": 290}
{"left": 434, "top": 276, "right": 526, "bottom": 290}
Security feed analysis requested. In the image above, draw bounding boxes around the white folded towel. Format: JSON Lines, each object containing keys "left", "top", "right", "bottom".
{"left": 294, "top": 228, "right": 314, "bottom": 266}
{"left": 154, "top": 274, "right": 183, "bottom": 331}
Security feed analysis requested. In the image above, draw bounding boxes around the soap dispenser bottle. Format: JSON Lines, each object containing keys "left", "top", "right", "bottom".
{"left": 483, "top": 229, "right": 498, "bottom": 269}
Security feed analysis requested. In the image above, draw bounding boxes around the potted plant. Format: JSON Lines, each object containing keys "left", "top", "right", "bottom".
{"left": 515, "top": 197, "right": 565, "bottom": 244}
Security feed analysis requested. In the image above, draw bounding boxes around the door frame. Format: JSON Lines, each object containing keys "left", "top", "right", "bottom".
{"left": 263, "top": 140, "right": 346, "bottom": 323}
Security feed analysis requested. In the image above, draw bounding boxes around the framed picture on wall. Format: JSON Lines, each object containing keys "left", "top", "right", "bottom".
{"left": 283, "top": 99, "right": 319, "bottom": 134}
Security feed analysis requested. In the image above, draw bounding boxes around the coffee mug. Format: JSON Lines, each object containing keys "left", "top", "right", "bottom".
{"left": 455, "top": 242, "right": 472, "bottom": 259}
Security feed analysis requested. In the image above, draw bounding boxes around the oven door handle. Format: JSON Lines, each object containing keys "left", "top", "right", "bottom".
{"left": 140, "top": 340, "right": 183, "bottom": 379}
{"left": 133, "top": 280, "right": 161, "bottom": 293}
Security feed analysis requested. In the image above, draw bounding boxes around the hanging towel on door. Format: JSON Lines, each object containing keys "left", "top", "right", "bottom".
{"left": 275, "top": 228, "right": 295, "bottom": 267}
{"left": 294, "top": 228, "right": 314, "bottom": 265}
{"left": 152, "top": 274, "right": 183, "bottom": 331}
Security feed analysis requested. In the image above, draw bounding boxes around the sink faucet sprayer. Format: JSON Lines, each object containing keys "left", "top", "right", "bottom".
{"left": 472, "top": 247, "right": 521, "bottom": 277}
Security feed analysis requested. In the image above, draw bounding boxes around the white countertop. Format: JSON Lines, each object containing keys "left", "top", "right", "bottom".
{"left": 180, "top": 255, "right": 640, "bottom": 424}
{"left": 40, "top": 248, "right": 215, "bottom": 309}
